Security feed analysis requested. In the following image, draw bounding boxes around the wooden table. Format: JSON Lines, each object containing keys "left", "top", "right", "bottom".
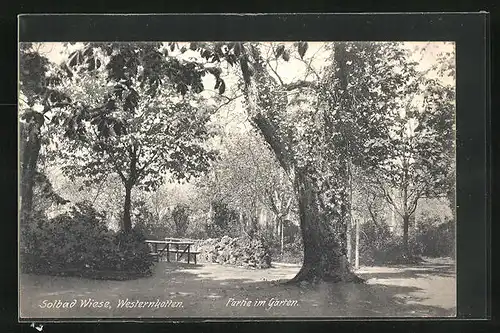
{"left": 145, "top": 239, "right": 197, "bottom": 264}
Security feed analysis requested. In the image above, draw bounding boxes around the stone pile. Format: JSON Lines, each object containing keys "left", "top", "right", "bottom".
{"left": 194, "top": 236, "right": 271, "bottom": 269}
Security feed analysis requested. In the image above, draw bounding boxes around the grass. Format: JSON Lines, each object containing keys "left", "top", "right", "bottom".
{"left": 19, "top": 257, "right": 456, "bottom": 319}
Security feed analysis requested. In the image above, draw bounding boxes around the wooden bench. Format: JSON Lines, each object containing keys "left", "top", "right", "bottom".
{"left": 149, "top": 250, "right": 200, "bottom": 264}
{"left": 146, "top": 239, "right": 199, "bottom": 264}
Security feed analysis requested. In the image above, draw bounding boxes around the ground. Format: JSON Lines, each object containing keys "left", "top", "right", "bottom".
{"left": 20, "top": 257, "right": 455, "bottom": 319}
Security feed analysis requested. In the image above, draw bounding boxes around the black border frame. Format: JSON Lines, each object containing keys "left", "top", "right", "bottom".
{"left": 16, "top": 13, "right": 490, "bottom": 323}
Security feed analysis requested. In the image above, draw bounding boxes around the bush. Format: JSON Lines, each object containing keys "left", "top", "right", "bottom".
{"left": 171, "top": 203, "right": 190, "bottom": 237}
{"left": 255, "top": 224, "right": 280, "bottom": 258}
{"left": 20, "top": 201, "right": 155, "bottom": 280}
{"left": 185, "top": 213, "right": 209, "bottom": 239}
{"left": 195, "top": 235, "right": 272, "bottom": 269}
{"left": 204, "top": 201, "right": 240, "bottom": 238}
{"left": 416, "top": 219, "right": 455, "bottom": 258}
{"left": 253, "top": 220, "right": 303, "bottom": 264}
{"left": 281, "top": 241, "right": 303, "bottom": 264}
{"left": 133, "top": 201, "right": 171, "bottom": 241}
{"left": 356, "top": 221, "right": 421, "bottom": 265}
{"left": 357, "top": 222, "right": 393, "bottom": 266}
{"left": 107, "top": 228, "right": 154, "bottom": 274}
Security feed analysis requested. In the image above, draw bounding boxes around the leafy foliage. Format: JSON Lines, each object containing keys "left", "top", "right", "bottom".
{"left": 357, "top": 221, "right": 394, "bottom": 265}
{"left": 205, "top": 201, "right": 240, "bottom": 238}
{"left": 19, "top": 43, "right": 71, "bottom": 109}
{"left": 46, "top": 43, "right": 222, "bottom": 230}
{"left": 53, "top": 46, "right": 217, "bottom": 187}
{"left": 256, "top": 219, "right": 302, "bottom": 263}
{"left": 19, "top": 43, "right": 74, "bottom": 217}
{"left": 198, "top": 42, "right": 453, "bottom": 271}
{"left": 132, "top": 199, "right": 169, "bottom": 240}
{"left": 19, "top": 41, "right": 456, "bottom": 280}
{"left": 171, "top": 203, "right": 191, "bottom": 237}
{"left": 196, "top": 235, "right": 272, "bottom": 269}
{"left": 415, "top": 219, "right": 455, "bottom": 257}
{"left": 195, "top": 130, "right": 296, "bottom": 233}
{"left": 30, "top": 171, "right": 70, "bottom": 215}
{"left": 20, "top": 201, "right": 154, "bottom": 279}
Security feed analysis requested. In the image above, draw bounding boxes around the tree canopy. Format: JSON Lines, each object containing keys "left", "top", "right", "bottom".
{"left": 19, "top": 41, "right": 456, "bottom": 282}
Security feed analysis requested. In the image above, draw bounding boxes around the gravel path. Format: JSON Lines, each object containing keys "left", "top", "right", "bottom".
{"left": 20, "top": 257, "right": 456, "bottom": 319}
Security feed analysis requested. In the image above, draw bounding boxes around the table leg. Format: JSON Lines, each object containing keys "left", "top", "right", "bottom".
{"left": 188, "top": 245, "right": 191, "bottom": 264}
{"left": 166, "top": 244, "right": 170, "bottom": 262}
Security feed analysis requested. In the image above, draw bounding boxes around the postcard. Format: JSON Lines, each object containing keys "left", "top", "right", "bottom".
{"left": 18, "top": 13, "right": 489, "bottom": 321}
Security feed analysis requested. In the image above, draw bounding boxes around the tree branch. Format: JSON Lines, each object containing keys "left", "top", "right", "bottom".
{"left": 100, "top": 141, "right": 128, "bottom": 184}
{"left": 367, "top": 202, "right": 382, "bottom": 229}
{"left": 210, "top": 94, "right": 244, "bottom": 122}
{"left": 291, "top": 54, "right": 321, "bottom": 82}
{"left": 252, "top": 113, "right": 293, "bottom": 175}
{"left": 266, "top": 189, "right": 281, "bottom": 218}
{"left": 375, "top": 176, "right": 403, "bottom": 218}
{"left": 408, "top": 188, "right": 424, "bottom": 216}
{"left": 283, "top": 80, "right": 318, "bottom": 91}
{"left": 265, "top": 59, "right": 285, "bottom": 86}
{"left": 91, "top": 173, "right": 109, "bottom": 205}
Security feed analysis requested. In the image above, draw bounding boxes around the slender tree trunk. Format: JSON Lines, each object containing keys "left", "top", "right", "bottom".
{"left": 402, "top": 214, "right": 410, "bottom": 257}
{"left": 287, "top": 171, "right": 363, "bottom": 284}
{"left": 355, "top": 217, "right": 360, "bottom": 269}
{"left": 280, "top": 219, "right": 284, "bottom": 256}
{"left": 346, "top": 161, "right": 353, "bottom": 263}
{"left": 20, "top": 121, "right": 42, "bottom": 219}
{"left": 122, "top": 146, "right": 138, "bottom": 233}
{"left": 391, "top": 206, "right": 396, "bottom": 232}
{"left": 448, "top": 189, "right": 456, "bottom": 222}
{"left": 346, "top": 220, "right": 352, "bottom": 263}
{"left": 239, "top": 213, "right": 245, "bottom": 236}
{"left": 123, "top": 183, "right": 133, "bottom": 232}
{"left": 401, "top": 145, "right": 413, "bottom": 259}
{"left": 209, "top": 202, "right": 214, "bottom": 222}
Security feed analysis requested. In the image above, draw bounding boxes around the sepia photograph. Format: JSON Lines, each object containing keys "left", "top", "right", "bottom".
{"left": 19, "top": 40, "right": 457, "bottom": 319}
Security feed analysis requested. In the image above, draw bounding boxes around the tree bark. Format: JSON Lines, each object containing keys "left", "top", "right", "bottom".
{"left": 280, "top": 219, "right": 284, "bottom": 256}
{"left": 287, "top": 171, "right": 363, "bottom": 284}
{"left": 240, "top": 42, "right": 361, "bottom": 284}
{"left": 122, "top": 183, "right": 133, "bottom": 232}
{"left": 355, "top": 217, "right": 360, "bottom": 269}
{"left": 122, "top": 145, "right": 138, "bottom": 233}
{"left": 448, "top": 188, "right": 456, "bottom": 222}
{"left": 402, "top": 214, "right": 410, "bottom": 257}
{"left": 346, "top": 161, "right": 353, "bottom": 263}
{"left": 20, "top": 121, "right": 43, "bottom": 219}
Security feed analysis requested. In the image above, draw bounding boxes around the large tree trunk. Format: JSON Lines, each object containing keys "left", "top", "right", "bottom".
{"left": 287, "top": 171, "right": 363, "bottom": 284}
{"left": 20, "top": 121, "right": 42, "bottom": 219}
{"left": 122, "top": 183, "right": 133, "bottom": 232}
{"left": 239, "top": 42, "right": 361, "bottom": 284}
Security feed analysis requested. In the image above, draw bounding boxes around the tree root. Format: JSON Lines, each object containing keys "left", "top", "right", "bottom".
{"left": 283, "top": 265, "right": 364, "bottom": 285}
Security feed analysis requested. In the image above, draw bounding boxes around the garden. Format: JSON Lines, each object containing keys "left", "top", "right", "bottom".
{"left": 19, "top": 41, "right": 456, "bottom": 318}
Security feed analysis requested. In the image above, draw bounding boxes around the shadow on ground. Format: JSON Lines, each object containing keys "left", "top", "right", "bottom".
{"left": 20, "top": 258, "right": 456, "bottom": 319}
{"left": 357, "top": 260, "right": 456, "bottom": 279}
